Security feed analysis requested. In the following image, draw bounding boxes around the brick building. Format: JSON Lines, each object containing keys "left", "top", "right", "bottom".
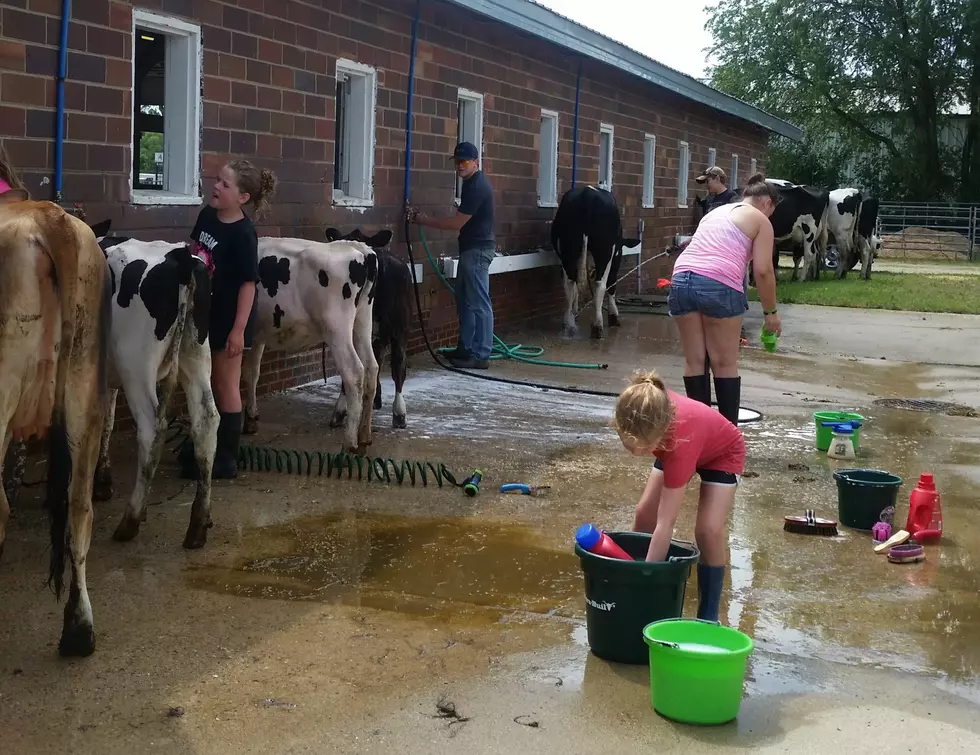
{"left": 0, "top": 0, "right": 800, "bottom": 410}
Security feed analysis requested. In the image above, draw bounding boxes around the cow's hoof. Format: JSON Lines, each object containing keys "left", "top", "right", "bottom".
{"left": 58, "top": 619, "right": 95, "bottom": 658}
{"left": 182, "top": 518, "right": 212, "bottom": 550}
{"left": 242, "top": 414, "right": 259, "bottom": 435}
{"left": 329, "top": 412, "right": 346, "bottom": 429}
{"left": 111, "top": 516, "right": 141, "bottom": 543}
{"left": 373, "top": 395, "right": 383, "bottom": 411}
{"left": 609, "top": 314, "right": 620, "bottom": 327}
{"left": 590, "top": 324, "right": 604, "bottom": 339}
{"left": 561, "top": 324, "right": 579, "bottom": 339}
{"left": 392, "top": 414, "right": 407, "bottom": 429}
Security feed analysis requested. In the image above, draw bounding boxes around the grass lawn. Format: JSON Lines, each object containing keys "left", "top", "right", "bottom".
{"left": 748, "top": 270, "right": 980, "bottom": 314}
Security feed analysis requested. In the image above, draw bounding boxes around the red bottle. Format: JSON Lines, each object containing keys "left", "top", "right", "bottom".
{"left": 575, "top": 524, "right": 634, "bottom": 561}
{"left": 904, "top": 473, "right": 943, "bottom": 542}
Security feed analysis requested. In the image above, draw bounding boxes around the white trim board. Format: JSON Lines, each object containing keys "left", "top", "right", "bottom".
{"left": 438, "top": 243, "right": 640, "bottom": 279}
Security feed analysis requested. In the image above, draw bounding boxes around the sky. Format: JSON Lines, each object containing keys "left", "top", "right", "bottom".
{"left": 532, "top": 0, "right": 716, "bottom": 81}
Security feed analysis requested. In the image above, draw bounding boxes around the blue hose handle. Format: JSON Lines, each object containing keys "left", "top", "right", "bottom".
{"left": 500, "top": 483, "right": 530, "bottom": 495}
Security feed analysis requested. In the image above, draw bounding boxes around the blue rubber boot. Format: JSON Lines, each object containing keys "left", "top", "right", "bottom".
{"left": 696, "top": 563, "right": 726, "bottom": 622}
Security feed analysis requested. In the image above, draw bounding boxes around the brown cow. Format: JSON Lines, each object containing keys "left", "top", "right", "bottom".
{"left": 0, "top": 191, "right": 112, "bottom": 657}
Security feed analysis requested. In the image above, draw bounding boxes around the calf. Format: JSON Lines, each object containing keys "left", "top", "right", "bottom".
{"left": 827, "top": 188, "right": 862, "bottom": 279}
{"left": 551, "top": 186, "right": 640, "bottom": 338}
{"left": 855, "top": 196, "right": 882, "bottom": 279}
{"left": 0, "top": 192, "right": 112, "bottom": 656}
{"left": 325, "top": 227, "right": 413, "bottom": 429}
{"left": 242, "top": 237, "right": 379, "bottom": 453}
{"left": 91, "top": 224, "right": 219, "bottom": 550}
{"left": 766, "top": 179, "right": 830, "bottom": 281}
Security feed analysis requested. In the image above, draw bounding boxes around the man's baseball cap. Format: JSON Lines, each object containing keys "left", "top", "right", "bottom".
{"left": 453, "top": 141, "right": 480, "bottom": 161}
{"left": 695, "top": 166, "right": 727, "bottom": 183}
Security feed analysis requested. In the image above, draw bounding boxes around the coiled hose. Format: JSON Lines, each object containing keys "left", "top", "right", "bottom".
{"left": 167, "top": 420, "right": 460, "bottom": 488}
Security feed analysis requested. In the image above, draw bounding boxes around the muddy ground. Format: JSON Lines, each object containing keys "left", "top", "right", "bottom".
{"left": 2, "top": 301, "right": 979, "bottom": 754}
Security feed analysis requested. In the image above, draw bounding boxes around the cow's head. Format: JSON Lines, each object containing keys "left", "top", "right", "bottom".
{"left": 325, "top": 227, "right": 393, "bottom": 250}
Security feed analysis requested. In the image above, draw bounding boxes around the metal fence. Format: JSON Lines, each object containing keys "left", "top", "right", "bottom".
{"left": 876, "top": 203, "right": 979, "bottom": 261}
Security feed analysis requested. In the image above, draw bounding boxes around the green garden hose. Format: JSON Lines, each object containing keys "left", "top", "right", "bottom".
{"left": 416, "top": 227, "right": 607, "bottom": 370}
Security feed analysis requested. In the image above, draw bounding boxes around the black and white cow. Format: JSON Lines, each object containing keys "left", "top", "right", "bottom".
{"left": 826, "top": 188, "right": 882, "bottom": 280}
{"left": 242, "top": 237, "right": 379, "bottom": 453}
{"left": 551, "top": 186, "right": 640, "bottom": 338}
{"left": 324, "top": 227, "right": 413, "bottom": 429}
{"left": 766, "top": 179, "right": 830, "bottom": 281}
{"left": 90, "top": 222, "right": 219, "bottom": 550}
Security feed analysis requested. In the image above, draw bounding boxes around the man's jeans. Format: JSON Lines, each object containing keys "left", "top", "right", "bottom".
{"left": 456, "top": 245, "right": 496, "bottom": 361}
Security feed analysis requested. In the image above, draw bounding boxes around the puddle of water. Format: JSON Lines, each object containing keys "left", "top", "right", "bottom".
{"left": 187, "top": 513, "right": 586, "bottom": 622}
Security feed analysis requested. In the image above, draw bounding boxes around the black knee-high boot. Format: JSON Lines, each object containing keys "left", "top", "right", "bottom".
{"left": 713, "top": 376, "right": 741, "bottom": 426}
{"left": 213, "top": 411, "right": 242, "bottom": 479}
{"left": 683, "top": 375, "right": 710, "bottom": 406}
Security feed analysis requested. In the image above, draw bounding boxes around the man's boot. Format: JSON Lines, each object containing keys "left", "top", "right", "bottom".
{"left": 212, "top": 411, "right": 242, "bottom": 480}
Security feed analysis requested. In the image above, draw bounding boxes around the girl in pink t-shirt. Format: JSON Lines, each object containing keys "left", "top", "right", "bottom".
{"left": 613, "top": 370, "right": 746, "bottom": 623}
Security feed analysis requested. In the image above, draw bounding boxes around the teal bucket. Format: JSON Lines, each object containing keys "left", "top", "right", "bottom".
{"left": 643, "top": 618, "right": 754, "bottom": 725}
{"left": 814, "top": 411, "right": 865, "bottom": 452}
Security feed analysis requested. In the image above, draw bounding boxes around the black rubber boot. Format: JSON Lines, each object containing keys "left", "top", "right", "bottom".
{"left": 713, "top": 376, "right": 741, "bottom": 426}
{"left": 177, "top": 436, "right": 199, "bottom": 479}
{"left": 212, "top": 411, "right": 242, "bottom": 480}
{"left": 696, "top": 563, "right": 726, "bottom": 622}
{"left": 683, "top": 375, "right": 710, "bottom": 406}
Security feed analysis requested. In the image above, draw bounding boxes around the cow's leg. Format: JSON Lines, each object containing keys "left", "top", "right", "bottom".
{"left": 860, "top": 240, "right": 873, "bottom": 280}
{"left": 561, "top": 271, "right": 578, "bottom": 336}
{"left": 325, "top": 328, "right": 365, "bottom": 453}
{"left": 0, "top": 434, "right": 10, "bottom": 558}
{"left": 241, "top": 342, "right": 264, "bottom": 435}
{"left": 2, "top": 437, "right": 27, "bottom": 515}
{"left": 373, "top": 337, "right": 384, "bottom": 411}
{"left": 178, "top": 345, "right": 219, "bottom": 549}
{"left": 353, "top": 305, "right": 380, "bottom": 451}
{"left": 56, "top": 371, "right": 104, "bottom": 657}
{"left": 92, "top": 388, "right": 118, "bottom": 502}
{"left": 112, "top": 368, "right": 175, "bottom": 542}
{"left": 390, "top": 334, "right": 407, "bottom": 429}
{"left": 330, "top": 377, "right": 348, "bottom": 429}
{"left": 591, "top": 253, "right": 614, "bottom": 339}
{"left": 607, "top": 282, "right": 621, "bottom": 328}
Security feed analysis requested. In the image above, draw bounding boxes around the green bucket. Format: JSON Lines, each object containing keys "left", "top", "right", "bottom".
{"left": 833, "top": 468, "right": 903, "bottom": 530}
{"left": 643, "top": 618, "right": 754, "bottom": 725}
{"left": 813, "top": 411, "right": 865, "bottom": 451}
{"left": 575, "top": 532, "right": 700, "bottom": 665}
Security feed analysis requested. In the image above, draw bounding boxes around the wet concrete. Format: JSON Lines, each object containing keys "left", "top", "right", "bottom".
{"left": 2, "top": 301, "right": 980, "bottom": 753}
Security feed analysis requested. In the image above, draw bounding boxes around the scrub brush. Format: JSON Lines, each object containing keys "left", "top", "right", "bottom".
{"left": 783, "top": 509, "right": 839, "bottom": 536}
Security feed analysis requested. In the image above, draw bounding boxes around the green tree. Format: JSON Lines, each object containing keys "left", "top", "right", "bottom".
{"left": 706, "top": 0, "right": 977, "bottom": 201}
{"left": 139, "top": 132, "right": 163, "bottom": 175}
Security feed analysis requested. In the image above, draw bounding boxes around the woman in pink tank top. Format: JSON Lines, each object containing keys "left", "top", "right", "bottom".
{"left": 0, "top": 141, "right": 26, "bottom": 197}
{"left": 668, "top": 174, "right": 782, "bottom": 425}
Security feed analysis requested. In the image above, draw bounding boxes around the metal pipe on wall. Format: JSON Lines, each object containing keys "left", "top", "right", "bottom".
{"left": 54, "top": 0, "right": 72, "bottom": 201}
{"left": 403, "top": 0, "right": 422, "bottom": 207}
{"left": 571, "top": 59, "right": 582, "bottom": 188}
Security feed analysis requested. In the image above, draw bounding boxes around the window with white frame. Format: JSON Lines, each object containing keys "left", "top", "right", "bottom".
{"left": 131, "top": 10, "right": 202, "bottom": 205}
{"left": 750, "top": 157, "right": 758, "bottom": 176}
{"left": 707, "top": 147, "right": 717, "bottom": 167}
{"left": 678, "top": 141, "right": 690, "bottom": 206}
{"left": 333, "top": 59, "right": 377, "bottom": 206}
{"left": 537, "top": 109, "right": 559, "bottom": 207}
{"left": 598, "top": 123, "right": 614, "bottom": 190}
{"left": 731, "top": 154, "right": 739, "bottom": 188}
{"left": 642, "top": 134, "right": 656, "bottom": 208}
{"left": 455, "top": 88, "right": 484, "bottom": 202}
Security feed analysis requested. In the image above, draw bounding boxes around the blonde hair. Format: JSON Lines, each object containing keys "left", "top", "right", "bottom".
{"left": 227, "top": 159, "right": 277, "bottom": 218}
{"left": 613, "top": 370, "right": 675, "bottom": 449}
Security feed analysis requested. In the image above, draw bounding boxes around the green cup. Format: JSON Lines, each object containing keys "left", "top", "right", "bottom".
{"left": 760, "top": 328, "right": 778, "bottom": 353}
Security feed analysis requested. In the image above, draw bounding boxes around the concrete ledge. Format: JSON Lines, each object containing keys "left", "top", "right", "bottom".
{"left": 439, "top": 243, "right": 641, "bottom": 280}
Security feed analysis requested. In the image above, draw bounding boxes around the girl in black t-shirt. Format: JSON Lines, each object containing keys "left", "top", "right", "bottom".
{"left": 189, "top": 159, "right": 277, "bottom": 479}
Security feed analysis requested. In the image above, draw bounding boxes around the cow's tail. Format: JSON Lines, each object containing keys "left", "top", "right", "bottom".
{"left": 576, "top": 233, "right": 590, "bottom": 304}
{"left": 45, "top": 207, "right": 83, "bottom": 600}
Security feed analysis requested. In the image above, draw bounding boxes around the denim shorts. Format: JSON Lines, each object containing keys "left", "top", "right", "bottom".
{"left": 668, "top": 270, "right": 748, "bottom": 319}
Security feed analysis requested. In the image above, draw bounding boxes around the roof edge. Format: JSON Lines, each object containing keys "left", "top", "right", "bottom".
{"left": 443, "top": 0, "right": 805, "bottom": 141}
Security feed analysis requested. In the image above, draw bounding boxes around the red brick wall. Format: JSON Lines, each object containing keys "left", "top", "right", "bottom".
{"left": 1, "top": 0, "right": 768, "bottom": 428}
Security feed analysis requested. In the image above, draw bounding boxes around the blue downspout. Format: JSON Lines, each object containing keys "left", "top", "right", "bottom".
{"left": 404, "top": 0, "right": 422, "bottom": 207}
{"left": 54, "top": 0, "right": 71, "bottom": 202}
{"left": 571, "top": 59, "right": 582, "bottom": 188}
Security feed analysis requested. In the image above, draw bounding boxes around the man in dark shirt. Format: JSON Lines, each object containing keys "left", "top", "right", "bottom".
{"left": 410, "top": 141, "right": 496, "bottom": 369}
